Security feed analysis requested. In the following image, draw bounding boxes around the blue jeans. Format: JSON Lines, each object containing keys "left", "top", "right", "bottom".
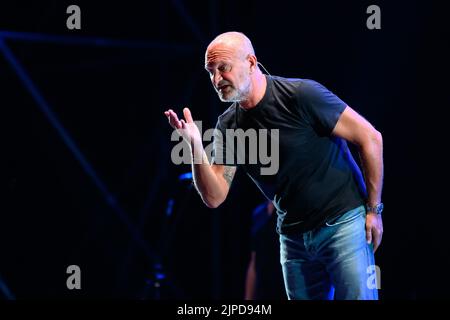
{"left": 279, "top": 205, "right": 378, "bottom": 300}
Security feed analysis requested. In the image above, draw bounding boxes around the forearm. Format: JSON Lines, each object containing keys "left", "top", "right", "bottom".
{"left": 190, "top": 141, "right": 227, "bottom": 208}
{"left": 358, "top": 132, "right": 383, "bottom": 206}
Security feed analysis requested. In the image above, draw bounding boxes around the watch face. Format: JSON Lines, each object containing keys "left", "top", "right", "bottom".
{"left": 366, "top": 203, "right": 383, "bottom": 214}
{"left": 374, "top": 203, "right": 384, "bottom": 214}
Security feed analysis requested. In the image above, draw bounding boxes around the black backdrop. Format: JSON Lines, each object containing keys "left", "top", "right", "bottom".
{"left": 0, "top": 0, "right": 443, "bottom": 300}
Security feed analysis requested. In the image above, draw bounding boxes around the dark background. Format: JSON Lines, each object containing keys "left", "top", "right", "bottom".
{"left": 0, "top": 0, "right": 443, "bottom": 300}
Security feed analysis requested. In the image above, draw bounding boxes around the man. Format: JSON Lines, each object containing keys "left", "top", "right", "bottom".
{"left": 164, "top": 31, "right": 383, "bottom": 300}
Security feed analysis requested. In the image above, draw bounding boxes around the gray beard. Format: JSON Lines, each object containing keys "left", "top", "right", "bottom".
{"left": 220, "top": 82, "right": 251, "bottom": 103}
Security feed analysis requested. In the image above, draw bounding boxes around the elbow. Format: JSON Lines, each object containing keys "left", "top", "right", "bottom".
{"left": 204, "top": 200, "right": 223, "bottom": 209}
{"left": 360, "top": 129, "right": 383, "bottom": 152}
{"left": 373, "top": 129, "right": 383, "bottom": 146}
{"left": 205, "top": 201, "right": 220, "bottom": 209}
{"left": 203, "top": 195, "right": 225, "bottom": 209}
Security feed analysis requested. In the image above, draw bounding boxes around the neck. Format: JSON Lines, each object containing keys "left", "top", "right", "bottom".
{"left": 238, "top": 71, "right": 267, "bottom": 109}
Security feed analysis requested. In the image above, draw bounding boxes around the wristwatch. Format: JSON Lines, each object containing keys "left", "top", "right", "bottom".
{"left": 366, "top": 203, "right": 384, "bottom": 215}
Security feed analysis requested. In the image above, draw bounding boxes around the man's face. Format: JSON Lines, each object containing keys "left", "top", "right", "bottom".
{"left": 205, "top": 44, "right": 251, "bottom": 102}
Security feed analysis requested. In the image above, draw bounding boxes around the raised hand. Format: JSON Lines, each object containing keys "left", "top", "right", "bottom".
{"left": 164, "top": 108, "right": 202, "bottom": 148}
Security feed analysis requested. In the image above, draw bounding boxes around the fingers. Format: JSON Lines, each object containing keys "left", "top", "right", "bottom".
{"left": 164, "top": 108, "right": 194, "bottom": 129}
{"left": 164, "top": 109, "right": 182, "bottom": 129}
{"left": 183, "top": 108, "right": 194, "bottom": 123}
{"left": 372, "top": 230, "right": 382, "bottom": 253}
{"left": 365, "top": 224, "right": 372, "bottom": 245}
{"left": 365, "top": 215, "right": 383, "bottom": 253}
{"left": 366, "top": 224, "right": 383, "bottom": 253}
{"left": 373, "top": 241, "right": 379, "bottom": 253}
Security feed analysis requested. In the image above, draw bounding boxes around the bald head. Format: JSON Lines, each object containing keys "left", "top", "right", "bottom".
{"left": 206, "top": 32, "right": 255, "bottom": 59}
{"left": 205, "top": 32, "right": 265, "bottom": 105}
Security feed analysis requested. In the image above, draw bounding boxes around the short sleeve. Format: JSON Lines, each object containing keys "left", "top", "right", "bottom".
{"left": 297, "top": 80, "right": 347, "bottom": 136}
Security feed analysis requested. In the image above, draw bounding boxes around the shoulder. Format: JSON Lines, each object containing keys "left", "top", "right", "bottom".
{"left": 297, "top": 79, "right": 328, "bottom": 96}
{"left": 269, "top": 75, "right": 321, "bottom": 98}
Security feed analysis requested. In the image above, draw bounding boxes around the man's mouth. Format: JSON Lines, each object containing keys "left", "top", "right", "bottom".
{"left": 218, "top": 85, "right": 230, "bottom": 91}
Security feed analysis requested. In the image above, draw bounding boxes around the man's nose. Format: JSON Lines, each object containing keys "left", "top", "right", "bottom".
{"left": 213, "top": 72, "right": 223, "bottom": 87}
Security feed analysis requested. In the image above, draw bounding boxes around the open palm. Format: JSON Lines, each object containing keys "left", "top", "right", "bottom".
{"left": 164, "top": 107, "right": 202, "bottom": 148}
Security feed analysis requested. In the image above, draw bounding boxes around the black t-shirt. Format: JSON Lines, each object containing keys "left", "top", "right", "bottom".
{"left": 212, "top": 75, "right": 367, "bottom": 234}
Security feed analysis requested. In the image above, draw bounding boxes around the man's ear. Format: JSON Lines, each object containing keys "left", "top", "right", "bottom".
{"left": 248, "top": 54, "right": 257, "bottom": 74}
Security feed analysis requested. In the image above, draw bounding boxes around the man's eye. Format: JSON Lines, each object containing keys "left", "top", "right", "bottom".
{"left": 219, "top": 65, "right": 231, "bottom": 72}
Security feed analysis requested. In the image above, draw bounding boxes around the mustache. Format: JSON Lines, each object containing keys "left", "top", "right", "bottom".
{"left": 217, "top": 81, "right": 233, "bottom": 89}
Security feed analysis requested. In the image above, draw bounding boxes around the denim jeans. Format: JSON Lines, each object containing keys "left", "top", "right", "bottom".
{"left": 279, "top": 205, "right": 378, "bottom": 300}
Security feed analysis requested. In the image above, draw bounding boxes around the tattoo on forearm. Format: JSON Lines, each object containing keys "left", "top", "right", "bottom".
{"left": 223, "top": 166, "right": 236, "bottom": 187}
